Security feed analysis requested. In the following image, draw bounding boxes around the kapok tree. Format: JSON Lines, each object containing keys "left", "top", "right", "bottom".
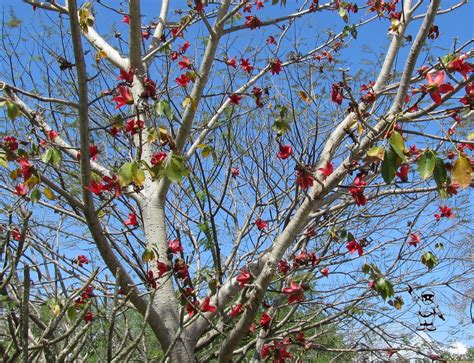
{"left": 0, "top": 0, "right": 473, "bottom": 362}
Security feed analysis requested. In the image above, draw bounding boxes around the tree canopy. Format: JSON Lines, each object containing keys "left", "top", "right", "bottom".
{"left": 0, "top": 0, "right": 473, "bottom": 362}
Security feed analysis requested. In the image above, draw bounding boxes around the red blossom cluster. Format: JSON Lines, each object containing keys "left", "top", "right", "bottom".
{"left": 244, "top": 16, "right": 262, "bottom": 30}
{"left": 74, "top": 255, "right": 89, "bottom": 267}
{"left": 346, "top": 240, "right": 364, "bottom": 256}
{"left": 85, "top": 175, "right": 121, "bottom": 197}
{"left": 434, "top": 206, "right": 454, "bottom": 220}
{"left": 282, "top": 281, "right": 304, "bottom": 304}
{"left": 349, "top": 172, "right": 367, "bottom": 206}
{"left": 255, "top": 218, "right": 268, "bottom": 231}
{"left": 261, "top": 338, "right": 292, "bottom": 362}
{"left": 331, "top": 82, "right": 344, "bottom": 105}
{"left": 295, "top": 165, "right": 315, "bottom": 190}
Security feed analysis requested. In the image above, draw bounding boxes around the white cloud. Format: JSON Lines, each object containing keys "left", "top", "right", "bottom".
{"left": 447, "top": 341, "right": 468, "bottom": 356}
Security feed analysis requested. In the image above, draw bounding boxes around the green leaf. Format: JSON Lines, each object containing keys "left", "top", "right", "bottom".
{"left": 374, "top": 277, "right": 394, "bottom": 300}
{"left": 30, "top": 189, "right": 41, "bottom": 203}
{"left": 118, "top": 162, "right": 134, "bottom": 186}
{"left": 389, "top": 131, "right": 406, "bottom": 162}
{"left": 342, "top": 25, "right": 358, "bottom": 39}
{"left": 154, "top": 100, "right": 173, "bottom": 119}
{"left": 0, "top": 153, "right": 8, "bottom": 167}
{"left": 421, "top": 251, "right": 437, "bottom": 270}
{"left": 366, "top": 146, "right": 384, "bottom": 162}
{"left": 160, "top": 153, "right": 189, "bottom": 183}
{"left": 452, "top": 155, "right": 472, "bottom": 188}
{"left": 6, "top": 102, "right": 19, "bottom": 120}
{"left": 42, "top": 148, "right": 62, "bottom": 167}
{"left": 417, "top": 151, "right": 436, "bottom": 180}
{"left": 118, "top": 162, "right": 145, "bottom": 186}
{"left": 338, "top": 7, "right": 348, "bottom": 22}
{"left": 381, "top": 148, "right": 397, "bottom": 183}
{"left": 67, "top": 306, "right": 77, "bottom": 321}
{"left": 142, "top": 249, "right": 156, "bottom": 263}
{"left": 433, "top": 157, "right": 448, "bottom": 197}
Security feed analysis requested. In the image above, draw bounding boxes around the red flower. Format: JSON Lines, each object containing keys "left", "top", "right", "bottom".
{"left": 295, "top": 331, "right": 305, "bottom": 343}
{"left": 3, "top": 136, "right": 18, "bottom": 151}
{"left": 349, "top": 172, "right": 367, "bottom": 206}
{"left": 396, "top": 164, "right": 409, "bottom": 182}
{"left": 267, "top": 35, "right": 276, "bottom": 45}
{"left": 409, "top": 233, "right": 421, "bottom": 247}
{"left": 170, "top": 51, "right": 179, "bottom": 61}
{"left": 252, "top": 86, "right": 263, "bottom": 107}
{"left": 168, "top": 239, "right": 183, "bottom": 254}
{"left": 387, "top": 349, "right": 397, "bottom": 358}
{"left": 157, "top": 261, "right": 171, "bottom": 278}
{"left": 424, "top": 71, "right": 454, "bottom": 105}
{"left": 110, "top": 126, "right": 121, "bottom": 137}
{"left": 460, "top": 83, "right": 474, "bottom": 106}
{"left": 428, "top": 25, "right": 439, "bottom": 39}
{"left": 179, "top": 41, "right": 190, "bottom": 53}
{"left": 142, "top": 30, "right": 151, "bottom": 40}
{"left": 201, "top": 297, "right": 216, "bottom": 313}
{"left": 151, "top": 152, "right": 167, "bottom": 166}
{"left": 331, "top": 83, "right": 343, "bottom": 105}
{"left": 147, "top": 270, "right": 157, "bottom": 289}
{"left": 236, "top": 269, "right": 252, "bottom": 287}
{"left": 229, "top": 94, "right": 243, "bottom": 105}
{"left": 89, "top": 144, "right": 99, "bottom": 161}
{"left": 118, "top": 68, "right": 134, "bottom": 83}
{"left": 270, "top": 59, "right": 283, "bottom": 75}
{"left": 122, "top": 15, "right": 130, "bottom": 24}
{"left": 14, "top": 184, "right": 27, "bottom": 197}
{"left": 174, "top": 259, "right": 189, "bottom": 280}
{"left": 124, "top": 213, "right": 138, "bottom": 226}
{"left": 434, "top": 205, "right": 454, "bottom": 220}
{"left": 75, "top": 255, "right": 89, "bottom": 267}
{"left": 295, "top": 166, "right": 314, "bottom": 190}
{"left": 230, "top": 303, "right": 243, "bottom": 318}
{"left": 277, "top": 144, "right": 292, "bottom": 160}
{"left": 261, "top": 344, "right": 272, "bottom": 359}
{"left": 282, "top": 280, "right": 304, "bottom": 304}
{"left": 141, "top": 77, "right": 157, "bottom": 100}
{"left": 176, "top": 74, "right": 191, "bottom": 87}
{"left": 346, "top": 240, "right": 364, "bottom": 256}
{"left": 255, "top": 218, "right": 268, "bottom": 231}
{"left": 171, "top": 27, "right": 184, "bottom": 38}
{"left": 124, "top": 119, "right": 145, "bottom": 135}
{"left": 278, "top": 260, "right": 290, "bottom": 274}
{"left": 102, "top": 175, "right": 121, "bottom": 198}
{"left": 185, "top": 301, "right": 199, "bottom": 317}
{"left": 49, "top": 130, "right": 59, "bottom": 141}
{"left": 83, "top": 311, "right": 94, "bottom": 323}
{"left": 255, "top": 1, "right": 264, "bottom": 10}
{"left": 226, "top": 57, "right": 237, "bottom": 68}
{"left": 260, "top": 312, "right": 272, "bottom": 328}
{"left": 240, "top": 58, "right": 254, "bottom": 74}
{"left": 18, "top": 157, "right": 33, "bottom": 180}
{"left": 293, "top": 250, "right": 311, "bottom": 267}
{"left": 178, "top": 56, "right": 192, "bottom": 70}
{"left": 112, "top": 85, "right": 134, "bottom": 108}
{"left": 318, "top": 161, "right": 334, "bottom": 178}
{"left": 320, "top": 267, "right": 329, "bottom": 277}
{"left": 230, "top": 167, "right": 240, "bottom": 177}
{"left": 11, "top": 228, "right": 21, "bottom": 241}
{"left": 244, "top": 16, "right": 262, "bottom": 30}
{"left": 448, "top": 54, "right": 473, "bottom": 79}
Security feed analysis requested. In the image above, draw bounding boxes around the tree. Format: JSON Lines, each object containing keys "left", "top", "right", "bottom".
{"left": 0, "top": 0, "right": 473, "bottom": 361}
